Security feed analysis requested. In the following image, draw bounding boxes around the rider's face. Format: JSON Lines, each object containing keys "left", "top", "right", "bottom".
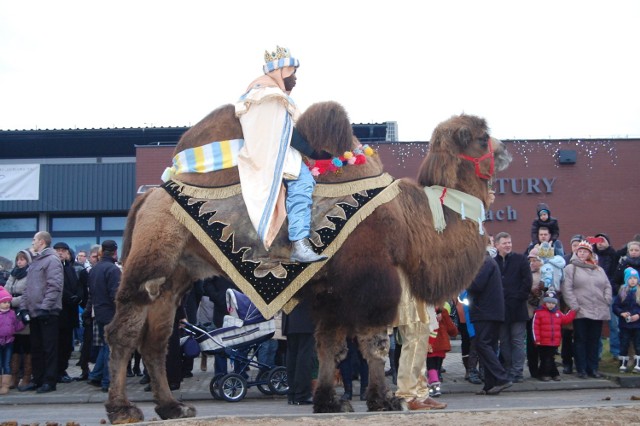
{"left": 283, "top": 68, "right": 297, "bottom": 92}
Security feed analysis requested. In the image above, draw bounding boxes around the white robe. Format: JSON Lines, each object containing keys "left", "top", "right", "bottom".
{"left": 235, "top": 85, "right": 301, "bottom": 250}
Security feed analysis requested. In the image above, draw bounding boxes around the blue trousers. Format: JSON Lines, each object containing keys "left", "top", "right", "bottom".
{"left": 609, "top": 305, "right": 620, "bottom": 356}
{"left": 0, "top": 343, "right": 13, "bottom": 374}
{"left": 284, "top": 162, "right": 316, "bottom": 242}
{"left": 89, "top": 322, "right": 110, "bottom": 387}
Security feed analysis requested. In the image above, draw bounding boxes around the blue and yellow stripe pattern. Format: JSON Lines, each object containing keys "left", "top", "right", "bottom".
{"left": 161, "top": 139, "right": 244, "bottom": 182}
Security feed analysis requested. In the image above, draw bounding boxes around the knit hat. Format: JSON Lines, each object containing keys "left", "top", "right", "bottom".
{"left": 576, "top": 240, "right": 593, "bottom": 253}
{"left": 543, "top": 290, "right": 558, "bottom": 305}
{"left": 625, "top": 267, "right": 639, "bottom": 284}
{"left": 570, "top": 234, "right": 585, "bottom": 244}
{"left": 263, "top": 46, "right": 299, "bottom": 74}
{"left": 0, "top": 287, "right": 12, "bottom": 304}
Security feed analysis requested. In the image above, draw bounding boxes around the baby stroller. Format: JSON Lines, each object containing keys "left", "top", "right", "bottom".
{"left": 182, "top": 288, "right": 288, "bottom": 402}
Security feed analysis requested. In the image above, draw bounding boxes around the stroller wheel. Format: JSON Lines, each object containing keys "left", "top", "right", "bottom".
{"left": 219, "top": 372, "right": 248, "bottom": 402}
{"left": 256, "top": 370, "right": 274, "bottom": 395}
{"left": 267, "top": 366, "right": 289, "bottom": 396}
{"left": 209, "top": 373, "right": 224, "bottom": 400}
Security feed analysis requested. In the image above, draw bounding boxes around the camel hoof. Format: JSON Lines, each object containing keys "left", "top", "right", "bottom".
{"left": 312, "top": 390, "right": 353, "bottom": 413}
{"left": 155, "top": 401, "right": 197, "bottom": 420}
{"left": 105, "top": 402, "right": 144, "bottom": 424}
{"left": 367, "top": 394, "right": 404, "bottom": 412}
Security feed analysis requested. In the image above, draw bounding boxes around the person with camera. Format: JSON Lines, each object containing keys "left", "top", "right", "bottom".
{"left": 613, "top": 268, "right": 640, "bottom": 373}
{"left": 19, "top": 231, "right": 64, "bottom": 393}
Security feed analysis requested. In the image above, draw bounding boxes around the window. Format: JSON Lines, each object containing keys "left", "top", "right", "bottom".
{"left": 0, "top": 217, "right": 37, "bottom": 233}
{"left": 51, "top": 217, "right": 96, "bottom": 232}
{"left": 0, "top": 217, "right": 38, "bottom": 266}
{"left": 101, "top": 216, "right": 127, "bottom": 231}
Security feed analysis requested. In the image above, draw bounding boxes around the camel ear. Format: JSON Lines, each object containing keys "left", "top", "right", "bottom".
{"left": 455, "top": 126, "right": 473, "bottom": 148}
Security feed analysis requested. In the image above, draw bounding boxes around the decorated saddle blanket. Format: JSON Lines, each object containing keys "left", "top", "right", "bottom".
{"left": 162, "top": 173, "right": 400, "bottom": 319}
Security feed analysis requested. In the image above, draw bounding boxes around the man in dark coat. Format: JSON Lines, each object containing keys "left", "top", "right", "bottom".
{"left": 592, "top": 232, "right": 620, "bottom": 359}
{"left": 52, "top": 242, "right": 83, "bottom": 384}
{"left": 494, "top": 232, "right": 532, "bottom": 383}
{"left": 467, "top": 254, "right": 512, "bottom": 395}
{"left": 282, "top": 296, "right": 316, "bottom": 405}
{"left": 87, "top": 240, "right": 121, "bottom": 392}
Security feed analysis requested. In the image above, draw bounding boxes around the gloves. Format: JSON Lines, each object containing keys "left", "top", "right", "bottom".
{"left": 17, "top": 309, "right": 30, "bottom": 325}
{"left": 70, "top": 295, "right": 82, "bottom": 305}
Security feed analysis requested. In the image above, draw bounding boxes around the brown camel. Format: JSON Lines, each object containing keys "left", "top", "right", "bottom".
{"left": 104, "top": 101, "right": 511, "bottom": 423}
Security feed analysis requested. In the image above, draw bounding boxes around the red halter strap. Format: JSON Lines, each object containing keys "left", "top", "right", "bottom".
{"left": 458, "top": 138, "right": 495, "bottom": 180}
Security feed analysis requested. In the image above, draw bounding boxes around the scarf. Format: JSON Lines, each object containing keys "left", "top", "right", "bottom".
{"left": 10, "top": 266, "right": 28, "bottom": 280}
{"left": 423, "top": 185, "right": 486, "bottom": 235}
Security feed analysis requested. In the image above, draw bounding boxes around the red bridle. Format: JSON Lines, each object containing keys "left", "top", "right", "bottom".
{"left": 458, "top": 138, "right": 495, "bottom": 180}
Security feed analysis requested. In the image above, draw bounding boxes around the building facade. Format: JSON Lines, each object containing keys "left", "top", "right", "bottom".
{"left": 1, "top": 127, "right": 638, "bottom": 268}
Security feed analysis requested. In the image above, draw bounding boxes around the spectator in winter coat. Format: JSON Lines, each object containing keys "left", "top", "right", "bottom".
{"left": 87, "top": 240, "right": 121, "bottom": 392}
{"left": 3, "top": 249, "right": 32, "bottom": 390}
{"left": 613, "top": 268, "right": 640, "bottom": 373}
{"left": 494, "top": 232, "right": 532, "bottom": 383}
{"left": 613, "top": 241, "right": 640, "bottom": 295}
{"left": 532, "top": 290, "right": 576, "bottom": 381}
{"left": 467, "top": 255, "right": 512, "bottom": 395}
{"left": 0, "top": 288, "right": 26, "bottom": 395}
{"left": 530, "top": 203, "right": 560, "bottom": 245}
{"left": 562, "top": 240, "right": 611, "bottom": 379}
{"left": 591, "top": 233, "right": 621, "bottom": 359}
{"left": 52, "top": 241, "right": 83, "bottom": 384}
{"left": 19, "top": 231, "right": 63, "bottom": 393}
{"left": 426, "top": 305, "right": 458, "bottom": 398}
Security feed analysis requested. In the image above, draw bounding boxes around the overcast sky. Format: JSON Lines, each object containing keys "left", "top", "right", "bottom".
{"left": 1, "top": 0, "right": 638, "bottom": 141}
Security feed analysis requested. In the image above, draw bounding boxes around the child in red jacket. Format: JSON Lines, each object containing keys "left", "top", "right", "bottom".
{"left": 532, "top": 290, "right": 576, "bottom": 381}
{"left": 426, "top": 304, "right": 458, "bottom": 397}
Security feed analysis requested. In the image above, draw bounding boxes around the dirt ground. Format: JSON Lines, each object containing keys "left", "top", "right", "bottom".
{"left": 153, "top": 406, "right": 640, "bottom": 426}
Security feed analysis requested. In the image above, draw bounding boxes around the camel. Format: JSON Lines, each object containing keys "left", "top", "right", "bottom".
{"left": 104, "top": 101, "right": 511, "bottom": 423}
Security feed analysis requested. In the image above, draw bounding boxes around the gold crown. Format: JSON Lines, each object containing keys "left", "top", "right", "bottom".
{"left": 264, "top": 46, "right": 291, "bottom": 63}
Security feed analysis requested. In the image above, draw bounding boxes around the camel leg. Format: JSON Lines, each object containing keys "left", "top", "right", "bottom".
{"left": 104, "top": 302, "right": 149, "bottom": 424}
{"left": 357, "top": 330, "right": 403, "bottom": 412}
{"left": 141, "top": 289, "right": 196, "bottom": 421}
{"left": 313, "top": 326, "right": 351, "bottom": 413}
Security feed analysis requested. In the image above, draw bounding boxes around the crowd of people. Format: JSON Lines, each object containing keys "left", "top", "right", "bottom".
{"left": 452, "top": 203, "right": 640, "bottom": 401}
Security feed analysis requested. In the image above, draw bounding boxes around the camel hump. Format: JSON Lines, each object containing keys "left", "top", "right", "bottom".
{"left": 174, "top": 104, "right": 243, "bottom": 155}
{"left": 295, "top": 101, "right": 354, "bottom": 157}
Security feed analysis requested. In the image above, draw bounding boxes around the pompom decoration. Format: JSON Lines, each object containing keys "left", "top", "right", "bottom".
{"left": 304, "top": 143, "right": 376, "bottom": 175}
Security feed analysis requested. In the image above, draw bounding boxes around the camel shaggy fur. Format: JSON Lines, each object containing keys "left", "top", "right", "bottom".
{"left": 104, "top": 101, "right": 511, "bottom": 423}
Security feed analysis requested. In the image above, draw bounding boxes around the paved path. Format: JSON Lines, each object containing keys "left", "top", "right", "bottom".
{"left": 0, "top": 339, "right": 625, "bottom": 407}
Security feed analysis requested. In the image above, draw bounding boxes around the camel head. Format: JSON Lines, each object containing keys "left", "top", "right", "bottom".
{"left": 417, "top": 114, "right": 511, "bottom": 205}
{"left": 296, "top": 101, "right": 354, "bottom": 157}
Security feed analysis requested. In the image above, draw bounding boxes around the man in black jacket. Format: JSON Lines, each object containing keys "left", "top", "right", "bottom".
{"left": 468, "top": 254, "right": 512, "bottom": 395}
{"left": 87, "top": 240, "right": 121, "bottom": 392}
{"left": 494, "top": 232, "right": 532, "bottom": 383}
{"left": 52, "top": 242, "right": 83, "bottom": 384}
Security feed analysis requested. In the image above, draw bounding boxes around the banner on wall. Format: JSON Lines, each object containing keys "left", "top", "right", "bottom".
{"left": 0, "top": 164, "right": 40, "bottom": 201}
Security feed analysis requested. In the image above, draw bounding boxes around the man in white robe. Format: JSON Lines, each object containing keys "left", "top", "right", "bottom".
{"left": 235, "top": 46, "right": 327, "bottom": 263}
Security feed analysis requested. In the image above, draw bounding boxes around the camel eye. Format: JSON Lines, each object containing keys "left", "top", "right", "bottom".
{"left": 478, "top": 135, "right": 489, "bottom": 149}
